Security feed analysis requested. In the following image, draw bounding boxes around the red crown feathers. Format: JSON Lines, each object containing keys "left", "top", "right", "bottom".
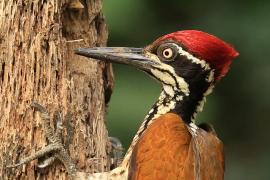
{"left": 157, "top": 30, "right": 239, "bottom": 81}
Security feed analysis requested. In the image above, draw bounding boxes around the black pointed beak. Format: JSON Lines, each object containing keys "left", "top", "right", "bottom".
{"left": 75, "top": 47, "right": 158, "bottom": 71}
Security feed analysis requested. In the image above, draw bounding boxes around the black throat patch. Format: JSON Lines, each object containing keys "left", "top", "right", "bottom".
{"left": 166, "top": 53, "right": 213, "bottom": 123}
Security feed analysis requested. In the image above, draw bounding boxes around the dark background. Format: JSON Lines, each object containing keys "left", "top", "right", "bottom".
{"left": 103, "top": 0, "right": 270, "bottom": 179}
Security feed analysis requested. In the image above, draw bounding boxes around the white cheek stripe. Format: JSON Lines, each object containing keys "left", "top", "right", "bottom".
{"left": 146, "top": 52, "right": 190, "bottom": 96}
{"left": 151, "top": 69, "right": 177, "bottom": 86}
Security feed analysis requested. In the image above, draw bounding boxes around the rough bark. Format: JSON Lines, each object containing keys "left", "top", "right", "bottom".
{"left": 0, "top": 0, "right": 113, "bottom": 179}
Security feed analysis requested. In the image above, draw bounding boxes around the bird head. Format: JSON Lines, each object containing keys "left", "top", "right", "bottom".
{"left": 75, "top": 30, "right": 239, "bottom": 122}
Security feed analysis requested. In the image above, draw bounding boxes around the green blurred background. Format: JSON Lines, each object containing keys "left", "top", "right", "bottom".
{"left": 102, "top": 0, "right": 270, "bottom": 179}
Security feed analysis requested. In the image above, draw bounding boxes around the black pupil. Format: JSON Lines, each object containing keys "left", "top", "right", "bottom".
{"left": 164, "top": 50, "right": 170, "bottom": 57}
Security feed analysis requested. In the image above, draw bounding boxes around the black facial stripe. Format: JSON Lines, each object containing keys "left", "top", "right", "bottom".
{"left": 165, "top": 54, "right": 212, "bottom": 122}
{"left": 145, "top": 70, "right": 172, "bottom": 87}
{"left": 146, "top": 67, "right": 176, "bottom": 87}
{"left": 153, "top": 66, "right": 181, "bottom": 90}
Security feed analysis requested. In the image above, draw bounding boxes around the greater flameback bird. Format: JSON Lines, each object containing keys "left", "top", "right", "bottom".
{"left": 8, "top": 30, "right": 239, "bottom": 180}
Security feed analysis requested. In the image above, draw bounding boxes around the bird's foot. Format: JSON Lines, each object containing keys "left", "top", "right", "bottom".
{"left": 7, "top": 102, "right": 77, "bottom": 179}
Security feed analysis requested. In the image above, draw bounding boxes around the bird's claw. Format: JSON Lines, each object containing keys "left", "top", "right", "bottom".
{"left": 7, "top": 102, "right": 77, "bottom": 178}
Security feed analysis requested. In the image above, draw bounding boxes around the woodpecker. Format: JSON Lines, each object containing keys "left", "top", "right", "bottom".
{"left": 8, "top": 30, "right": 238, "bottom": 180}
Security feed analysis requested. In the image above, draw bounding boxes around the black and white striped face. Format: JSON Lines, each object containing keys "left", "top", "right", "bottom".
{"left": 143, "top": 41, "right": 215, "bottom": 94}
{"left": 141, "top": 41, "right": 216, "bottom": 122}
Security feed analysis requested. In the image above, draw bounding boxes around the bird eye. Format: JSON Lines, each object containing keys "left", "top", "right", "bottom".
{"left": 162, "top": 48, "right": 173, "bottom": 59}
{"left": 157, "top": 43, "right": 178, "bottom": 61}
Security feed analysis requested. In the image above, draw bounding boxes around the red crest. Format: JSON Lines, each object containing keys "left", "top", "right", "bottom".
{"left": 157, "top": 30, "right": 239, "bottom": 81}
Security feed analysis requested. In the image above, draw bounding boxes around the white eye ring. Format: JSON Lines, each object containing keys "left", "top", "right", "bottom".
{"left": 162, "top": 48, "right": 173, "bottom": 59}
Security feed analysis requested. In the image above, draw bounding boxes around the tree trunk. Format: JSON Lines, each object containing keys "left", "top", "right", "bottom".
{"left": 0, "top": 0, "right": 113, "bottom": 179}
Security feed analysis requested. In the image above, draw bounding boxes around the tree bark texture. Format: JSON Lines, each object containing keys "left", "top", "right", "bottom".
{"left": 0, "top": 0, "right": 113, "bottom": 179}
